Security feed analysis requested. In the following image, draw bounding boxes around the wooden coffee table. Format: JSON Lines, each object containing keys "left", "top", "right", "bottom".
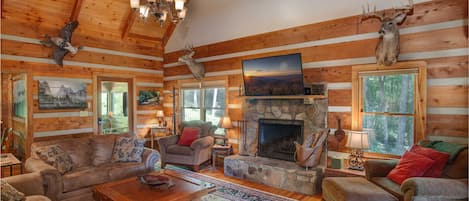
{"left": 93, "top": 170, "right": 215, "bottom": 201}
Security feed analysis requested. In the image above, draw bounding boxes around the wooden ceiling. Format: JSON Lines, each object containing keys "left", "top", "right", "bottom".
{"left": 1, "top": 0, "right": 176, "bottom": 55}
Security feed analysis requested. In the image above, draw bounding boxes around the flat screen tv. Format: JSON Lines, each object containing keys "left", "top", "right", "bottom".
{"left": 242, "top": 53, "right": 304, "bottom": 96}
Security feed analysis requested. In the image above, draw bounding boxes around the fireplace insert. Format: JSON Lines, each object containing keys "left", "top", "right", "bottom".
{"left": 257, "top": 119, "right": 304, "bottom": 161}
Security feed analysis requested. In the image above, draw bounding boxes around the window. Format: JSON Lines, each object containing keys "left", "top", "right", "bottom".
{"left": 352, "top": 62, "right": 426, "bottom": 156}
{"left": 182, "top": 86, "right": 226, "bottom": 133}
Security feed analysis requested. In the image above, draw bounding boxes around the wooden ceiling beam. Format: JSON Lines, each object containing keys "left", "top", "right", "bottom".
{"left": 127, "top": 33, "right": 161, "bottom": 42}
{"left": 70, "top": 0, "right": 84, "bottom": 21}
{"left": 122, "top": 8, "right": 137, "bottom": 39}
{"left": 162, "top": 23, "right": 176, "bottom": 47}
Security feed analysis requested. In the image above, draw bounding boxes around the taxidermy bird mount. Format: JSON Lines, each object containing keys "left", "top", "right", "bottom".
{"left": 40, "top": 21, "right": 82, "bottom": 66}
{"left": 178, "top": 45, "right": 205, "bottom": 81}
{"left": 361, "top": 0, "right": 413, "bottom": 66}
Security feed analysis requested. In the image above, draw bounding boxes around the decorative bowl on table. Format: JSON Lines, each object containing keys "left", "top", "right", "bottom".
{"left": 138, "top": 174, "right": 174, "bottom": 189}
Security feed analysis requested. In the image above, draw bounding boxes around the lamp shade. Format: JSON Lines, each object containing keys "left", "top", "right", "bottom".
{"left": 346, "top": 130, "right": 369, "bottom": 149}
{"left": 156, "top": 110, "right": 164, "bottom": 118}
{"left": 218, "top": 116, "right": 232, "bottom": 129}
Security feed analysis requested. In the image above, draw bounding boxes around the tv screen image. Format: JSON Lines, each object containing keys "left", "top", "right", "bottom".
{"left": 242, "top": 53, "right": 304, "bottom": 96}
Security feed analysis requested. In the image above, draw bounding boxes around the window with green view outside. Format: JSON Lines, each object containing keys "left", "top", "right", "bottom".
{"left": 182, "top": 87, "right": 226, "bottom": 134}
{"left": 361, "top": 73, "right": 415, "bottom": 155}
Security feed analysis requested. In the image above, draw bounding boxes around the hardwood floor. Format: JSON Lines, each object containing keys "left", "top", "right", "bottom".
{"left": 199, "top": 167, "right": 322, "bottom": 201}
{"left": 1, "top": 162, "right": 322, "bottom": 201}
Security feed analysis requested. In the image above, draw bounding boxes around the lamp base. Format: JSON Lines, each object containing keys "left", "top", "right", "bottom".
{"left": 348, "top": 149, "right": 365, "bottom": 171}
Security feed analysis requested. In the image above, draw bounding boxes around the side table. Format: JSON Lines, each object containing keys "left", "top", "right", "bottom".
{"left": 212, "top": 144, "right": 232, "bottom": 168}
{"left": 1, "top": 153, "right": 22, "bottom": 176}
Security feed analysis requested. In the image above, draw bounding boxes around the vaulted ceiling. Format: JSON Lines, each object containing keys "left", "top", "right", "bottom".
{"left": 1, "top": 0, "right": 174, "bottom": 56}
{"left": 1, "top": 0, "right": 432, "bottom": 56}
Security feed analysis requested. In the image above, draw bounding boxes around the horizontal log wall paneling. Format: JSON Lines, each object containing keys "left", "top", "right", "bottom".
{"left": 163, "top": 0, "right": 468, "bottom": 154}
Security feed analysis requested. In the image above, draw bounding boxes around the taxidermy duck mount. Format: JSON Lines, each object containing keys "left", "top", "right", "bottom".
{"left": 40, "top": 21, "right": 82, "bottom": 66}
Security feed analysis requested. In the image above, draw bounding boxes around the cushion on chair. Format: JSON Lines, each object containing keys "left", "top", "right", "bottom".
{"left": 90, "top": 135, "right": 116, "bottom": 166}
{"left": 180, "top": 120, "right": 214, "bottom": 137}
{"left": 409, "top": 145, "right": 450, "bottom": 177}
{"left": 1, "top": 180, "right": 25, "bottom": 201}
{"left": 62, "top": 166, "right": 111, "bottom": 192}
{"left": 111, "top": 136, "right": 146, "bottom": 163}
{"left": 108, "top": 162, "right": 147, "bottom": 180}
{"left": 166, "top": 144, "right": 194, "bottom": 156}
{"left": 387, "top": 151, "right": 435, "bottom": 184}
{"left": 178, "top": 127, "right": 201, "bottom": 146}
{"left": 35, "top": 144, "right": 74, "bottom": 174}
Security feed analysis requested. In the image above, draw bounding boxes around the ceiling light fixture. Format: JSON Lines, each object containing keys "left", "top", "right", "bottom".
{"left": 130, "top": 0, "right": 187, "bottom": 26}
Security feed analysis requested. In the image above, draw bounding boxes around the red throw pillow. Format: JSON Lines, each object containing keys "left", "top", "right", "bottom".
{"left": 410, "top": 145, "right": 450, "bottom": 177}
{"left": 178, "top": 127, "right": 201, "bottom": 146}
{"left": 387, "top": 151, "right": 435, "bottom": 184}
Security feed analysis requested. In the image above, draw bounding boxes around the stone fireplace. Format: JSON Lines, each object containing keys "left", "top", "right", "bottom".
{"left": 257, "top": 119, "right": 303, "bottom": 161}
{"left": 224, "top": 98, "right": 328, "bottom": 195}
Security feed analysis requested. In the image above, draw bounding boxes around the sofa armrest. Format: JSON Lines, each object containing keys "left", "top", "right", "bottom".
{"left": 401, "top": 178, "right": 468, "bottom": 200}
{"left": 142, "top": 148, "right": 160, "bottom": 170}
{"left": 190, "top": 136, "right": 214, "bottom": 150}
{"left": 157, "top": 135, "right": 179, "bottom": 149}
{"left": 25, "top": 158, "right": 62, "bottom": 201}
{"left": 364, "top": 159, "right": 398, "bottom": 180}
{"left": 2, "top": 172, "right": 45, "bottom": 196}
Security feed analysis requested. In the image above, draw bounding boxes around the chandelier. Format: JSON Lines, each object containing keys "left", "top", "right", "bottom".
{"left": 130, "top": 0, "right": 187, "bottom": 26}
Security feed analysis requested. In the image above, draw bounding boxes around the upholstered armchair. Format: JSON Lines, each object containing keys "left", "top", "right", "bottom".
{"left": 157, "top": 120, "right": 215, "bottom": 171}
{"left": 2, "top": 171, "right": 51, "bottom": 201}
{"left": 364, "top": 141, "right": 468, "bottom": 201}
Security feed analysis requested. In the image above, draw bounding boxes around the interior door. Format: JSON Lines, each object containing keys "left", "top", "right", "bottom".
{"left": 97, "top": 77, "right": 133, "bottom": 135}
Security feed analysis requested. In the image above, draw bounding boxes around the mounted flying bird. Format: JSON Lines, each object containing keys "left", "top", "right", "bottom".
{"left": 40, "top": 21, "right": 82, "bottom": 66}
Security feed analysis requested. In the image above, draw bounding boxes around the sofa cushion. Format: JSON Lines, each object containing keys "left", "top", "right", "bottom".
{"left": 108, "top": 162, "right": 147, "bottom": 180}
{"left": 178, "top": 127, "right": 201, "bottom": 146}
{"left": 35, "top": 145, "right": 74, "bottom": 174}
{"left": 25, "top": 195, "right": 51, "bottom": 201}
{"left": 410, "top": 145, "right": 450, "bottom": 177}
{"left": 56, "top": 138, "right": 92, "bottom": 168}
{"left": 371, "top": 177, "right": 403, "bottom": 199}
{"left": 62, "top": 166, "right": 111, "bottom": 192}
{"left": 166, "top": 144, "right": 194, "bottom": 156}
{"left": 181, "top": 120, "right": 214, "bottom": 137}
{"left": 387, "top": 151, "right": 435, "bottom": 184}
{"left": 421, "top": 141, "right": 467, "bottom": 162}
{"left": 1, "top": 180, "right": 25, "bottom": 201}
{"left": 90, "top": 135, "right": 116, "bottom": 166}
{"left": 443, "top": 148, "right": 468, "bottom": 179}
{"left": 111, "top": 137, "right": 146, "bottom": 163}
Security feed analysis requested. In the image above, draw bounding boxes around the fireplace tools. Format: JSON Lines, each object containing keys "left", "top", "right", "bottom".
{"left": 236, "top": 120, "right": 249, "bottom": 156}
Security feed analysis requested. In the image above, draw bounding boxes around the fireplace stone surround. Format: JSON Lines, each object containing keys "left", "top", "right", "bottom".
{"left": 224, "top": 98, "right": 328, "bottom": 195}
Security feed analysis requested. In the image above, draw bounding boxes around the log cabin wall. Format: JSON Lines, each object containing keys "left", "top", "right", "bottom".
{"left": 1, "top": 0, "right": 168, "bottom": 158}
{"left": 163, "top": 0, "right": 468, "bottom": 154}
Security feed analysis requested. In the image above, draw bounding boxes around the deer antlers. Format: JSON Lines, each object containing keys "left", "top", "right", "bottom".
{"left": 361, "top": 0, "right": 413, "bottom": 22}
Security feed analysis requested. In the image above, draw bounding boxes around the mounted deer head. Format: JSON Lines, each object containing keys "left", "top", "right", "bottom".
{"left": 178, "top": 45, "right": 205, "bottom": 81}
{"left": 361, "top": 0, "right": 413, "bottom": 66}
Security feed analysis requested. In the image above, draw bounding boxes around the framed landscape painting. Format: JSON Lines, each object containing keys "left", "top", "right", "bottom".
{"left": 139, "top": 90, "right": 160, "bottom": 105}
{"left": 38, "top": 79, "right": 87, "bottom": 109}
{"left": 13, "top": 79, "right": 26, "bottom": 118}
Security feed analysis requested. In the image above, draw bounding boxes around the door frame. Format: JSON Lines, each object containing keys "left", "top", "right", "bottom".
{"left": 93, "top": 73, "right": 136, "bottom": 135}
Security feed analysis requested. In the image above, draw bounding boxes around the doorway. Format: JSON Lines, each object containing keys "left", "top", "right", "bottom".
{"left": 1, "top": 73, "right": 28, "bottom": 161}
{"left": 97, "top": 77, "right": 134, "bottom": 135}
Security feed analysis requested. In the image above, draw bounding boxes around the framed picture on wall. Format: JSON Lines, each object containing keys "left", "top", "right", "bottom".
{"left": 138, "top": 90, "right": 160, "bottom": 105}
{"left": 38, "top": 79, "right": 87, "bottom": 109}
{"left": 13, "top": 79, "right": 26, "bottom": 118}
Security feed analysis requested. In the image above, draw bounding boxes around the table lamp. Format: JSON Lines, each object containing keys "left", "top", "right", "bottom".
{"left": 156, "top": 110, "right": 165, "bottom": 127}
{"left": 218, "top": 116, "right": 232, "bottom": 145}
{"left": 346, "top": 130, "right": 369, "bottom": 171}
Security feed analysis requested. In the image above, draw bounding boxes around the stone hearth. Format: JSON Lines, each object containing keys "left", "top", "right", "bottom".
{"left": 223, "top": 98, "right": 328, "bottom": 195}
{"left": 224, "top": 155, "right": 323, "bottom": 195}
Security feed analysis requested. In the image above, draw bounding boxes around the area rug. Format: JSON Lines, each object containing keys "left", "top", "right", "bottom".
{"left": 163, "top": 166, "right": 298, "bottom": 201}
